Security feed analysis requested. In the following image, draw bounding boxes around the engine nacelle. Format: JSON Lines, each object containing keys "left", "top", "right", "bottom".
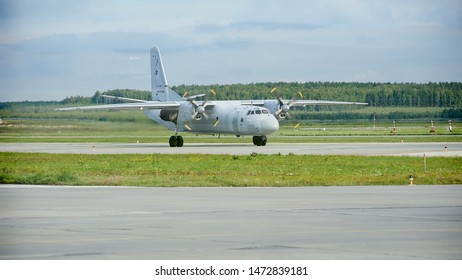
{"left": 160, "top": 109, "right": 179, "bottom": 123}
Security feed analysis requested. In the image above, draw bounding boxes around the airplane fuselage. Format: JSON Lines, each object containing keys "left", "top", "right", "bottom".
{"left": 144, "top": 101, "right": 279, "bottom": 136}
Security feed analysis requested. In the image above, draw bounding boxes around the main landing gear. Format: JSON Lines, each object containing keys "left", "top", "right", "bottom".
{"left": 252, "top": 135, "right": 267, "bottom": 146}
{"left": 169, "top": 135, "right": 266, "bottom": 147}
{"left": 169, "top": 135, "right": 184, "bottom": 147}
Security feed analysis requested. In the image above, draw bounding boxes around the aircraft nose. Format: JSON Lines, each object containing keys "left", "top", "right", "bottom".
{"left": 260, "top": 115, "right": 279, "bottom": 135}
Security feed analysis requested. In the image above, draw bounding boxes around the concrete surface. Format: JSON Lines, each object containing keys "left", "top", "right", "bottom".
{"left": 1, "top": 142, "right": 461, "bottom": 156}
{"left": 1, "top": 185, "right": 461, "bottom": 260}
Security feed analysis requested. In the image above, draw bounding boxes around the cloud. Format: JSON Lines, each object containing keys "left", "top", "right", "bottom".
{"left": 0, "top": 30, "right": 191, "bottom": 101}
{"left": 196, "top": 21, "right": 323, "bottom": 33}
{"left": 0, "top": 0, "right": 461, "bottom": 101}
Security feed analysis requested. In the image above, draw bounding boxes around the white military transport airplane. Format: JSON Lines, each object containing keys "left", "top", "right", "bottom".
{"left": 58, "top": 47, "right": 367, "bottom": 147}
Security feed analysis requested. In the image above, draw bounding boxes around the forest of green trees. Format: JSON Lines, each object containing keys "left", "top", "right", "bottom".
{"left": 1, "top": 82, "right": 461, "bottom": 120}
{"left": 174, "top": 82, "right": 462, "bottom": 108}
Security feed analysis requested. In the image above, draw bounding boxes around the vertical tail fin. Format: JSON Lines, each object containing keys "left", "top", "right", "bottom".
{"left": 150, "top": 47, "right": 182, "bottom": 101}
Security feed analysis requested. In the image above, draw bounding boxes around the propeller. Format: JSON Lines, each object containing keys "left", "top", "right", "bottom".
{"left": 190, "top": 100, "right": 210, "bottom": 120}
{"left": 273, "top": 89, "right": 304, "bottom": 119}
{"left": 181, "top": 89, "right": 219, "bottom": 131}
{"left": 185, "top": 89, "right": 218, "bottom": 125}
{"left": 275, "top": 97, "right": 295, "bottom": 119}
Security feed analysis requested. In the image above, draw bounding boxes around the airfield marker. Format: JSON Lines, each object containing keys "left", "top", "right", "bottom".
{"left": 424, "top": 154, "right": 427, "bottom": 174}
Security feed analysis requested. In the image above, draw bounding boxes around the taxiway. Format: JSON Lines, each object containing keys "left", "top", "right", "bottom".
{"left": 1, "top": 142, "right": 461, "bottom": 156}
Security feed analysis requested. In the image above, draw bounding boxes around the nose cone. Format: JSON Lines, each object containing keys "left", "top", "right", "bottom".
{"left": 260, "top": 115, "right": 279, "bottom": 135}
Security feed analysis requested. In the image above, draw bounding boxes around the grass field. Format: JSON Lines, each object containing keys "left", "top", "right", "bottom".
{"left": 1, "top": 106, "right": 460, "bottom": 142}
{"left": 1, "top": 110, "right": 460, "bottom": 187}
{"left": 1, "top": 117, "right": 461, "bottom": 143}
{"left": 1, "top": 152, "right": 461, "bottom": 187}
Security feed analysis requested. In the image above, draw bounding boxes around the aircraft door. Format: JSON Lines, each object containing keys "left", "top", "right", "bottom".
{"left": 233, "top": 108, "right": 249, "bottom": 134}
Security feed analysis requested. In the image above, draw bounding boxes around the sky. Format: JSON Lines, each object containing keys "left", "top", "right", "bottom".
{"left": 1, "top": 0, "right": 461, "bottom": 101}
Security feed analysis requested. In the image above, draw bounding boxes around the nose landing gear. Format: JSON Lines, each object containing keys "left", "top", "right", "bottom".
{"left": 252, "top": 135, "right": 267, "bottom": 146}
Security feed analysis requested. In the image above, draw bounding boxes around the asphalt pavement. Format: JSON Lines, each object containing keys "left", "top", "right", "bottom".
{"left": 1, "top": 185, "right": 461, "bottom": 260}
{"left": 1, "top": 142, "right": 461, "bottom": 156}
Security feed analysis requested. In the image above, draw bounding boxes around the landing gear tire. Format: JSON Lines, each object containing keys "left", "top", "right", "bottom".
{"left": 169, "top": 136, "right": 178, "bottom": 147}
{"left": 252, "top": 136, "right": 259, "bottom": 146}
{"left": 169, "top": 136, "right": 184, "bottom": 147}
{"left": 252, "top": 135, "right": 267, "bottom": 146}
{"left": 177, "top": 136, "right": 184, "bottom": 147}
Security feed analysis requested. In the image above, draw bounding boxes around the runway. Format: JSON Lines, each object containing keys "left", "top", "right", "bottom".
{"left": 1, "top": 185, "right": 461, "bottom": 260}
{"left": 1, "top": 142, "right": 462, "bottom": 156}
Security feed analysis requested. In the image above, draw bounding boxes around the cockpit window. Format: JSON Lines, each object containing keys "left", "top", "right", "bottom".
{"left": 248, "top": 109, "right": 269, "bottom": 115}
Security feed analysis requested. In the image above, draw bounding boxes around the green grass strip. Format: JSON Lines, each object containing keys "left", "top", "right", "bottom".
{"left": 1, "top": 152, "right": 461, "bottom": 187}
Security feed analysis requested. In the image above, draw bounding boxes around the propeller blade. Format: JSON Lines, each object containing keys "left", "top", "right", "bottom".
{"left": 191, "top": 111, "right": 199, "bottom": 120}
{"left": 191, "top": 100, "right": 199, "bottom": 108}
{"left": 298, "top": 91, "right": 303, "bottom": 98}
{"left": 182, "top": 91, "right": 188, "bottom": 98}
{"left": 293, "top": 123, "right": 301, "bottom": 129}
{"left": 277, "top": 96, "right": 284, "bottom": 106}
{"left": 209, "top": 89, "right": 216, "bottom": 96}
{"left": 184, "top": 124, "right": 192, "bottom": 131}
{"left": 271, "top": 87, "right": 277, "bottom": 93}
{"left": 202, "top": 112, "right": 209, "bottom": 120}
{"left": 213, "top": 119, "right": 219, "bottom": 127}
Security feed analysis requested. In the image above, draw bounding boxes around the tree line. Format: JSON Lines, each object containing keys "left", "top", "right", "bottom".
{"left": 2, "top": 82, "right": 459, "bottom": 107}
{"left": 56, "top": 82, "right": 462, "bottom": 108}
{"left": 1, "top": 82, "right": 461, "bottom": 120}
{"left": 172, "top": 82, "right": 462, "bottom": 108}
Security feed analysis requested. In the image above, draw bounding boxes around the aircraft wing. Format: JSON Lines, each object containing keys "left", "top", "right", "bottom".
{"left": 56, "top": 101, "right": 180, "bottom": 111}
{"left": 240, "top": 100, "right": 265, "bottom": 106}
{"left": 100, "top": 94, "right": 150, "bottom": 103}
{"left": 241, "top": 100, "right": 367, "bottom": 106}
{"left": 292, "top": 100, "right": 368, "bottom": 106}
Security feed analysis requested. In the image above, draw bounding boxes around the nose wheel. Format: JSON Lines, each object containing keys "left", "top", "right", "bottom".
{"left": 252, "top": 135, "right": 267, "bottom": 146}
{"left": 169, "top": 135, "right": 184, "bottom": 147}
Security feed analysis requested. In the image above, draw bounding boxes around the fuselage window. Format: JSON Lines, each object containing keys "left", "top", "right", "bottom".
{"left": 262, "top": 109, "right": 269, "bottom": 114}
{"left": 246, "top": 110, "right": 251, "bottom": 115}
{"left": 241, "top": 118, "right": 244, "bottom": 122}
{"left": 250, "top": 111, "right": 254, "bottom": 114}
{"left": 255, "top": 110, "right": 261, "bottom": 114}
